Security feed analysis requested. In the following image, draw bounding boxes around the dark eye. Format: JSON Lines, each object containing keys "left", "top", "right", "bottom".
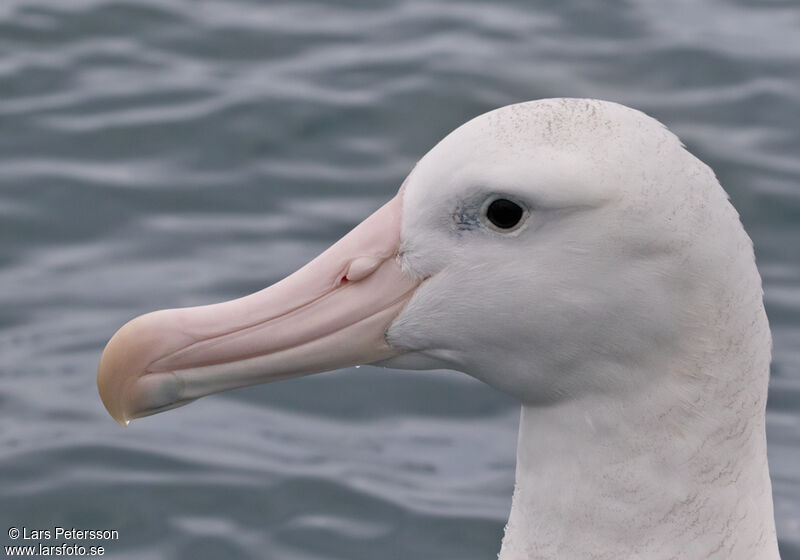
{"left": 486, "top": 198, "right": 524, "bottom": 230}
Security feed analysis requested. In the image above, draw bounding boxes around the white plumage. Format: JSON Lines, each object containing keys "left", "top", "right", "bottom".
{"left": 382, "top": 98, "right": 780, "bottom": 559}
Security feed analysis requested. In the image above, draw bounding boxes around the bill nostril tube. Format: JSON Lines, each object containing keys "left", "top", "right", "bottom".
{"left": 345, "top": 256, "right": 384, "bottom": 282}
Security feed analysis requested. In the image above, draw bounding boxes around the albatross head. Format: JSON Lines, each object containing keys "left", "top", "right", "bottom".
{"left": 381, "top": 98, "right": 743, "bottom": 405}
{"left": 98, "top": 98, "right": 779, "bottom": 558}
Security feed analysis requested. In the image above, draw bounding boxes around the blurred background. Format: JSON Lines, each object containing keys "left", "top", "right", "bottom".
{"left": 1, "top": 0, "right": 799, "bottom": 558}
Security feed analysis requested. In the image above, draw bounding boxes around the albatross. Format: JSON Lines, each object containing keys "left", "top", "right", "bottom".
{"left": 97, "top": 98, "right": 781, "bottom": 559}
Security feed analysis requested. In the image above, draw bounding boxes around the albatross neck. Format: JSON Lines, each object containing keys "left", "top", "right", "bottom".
{"left": 498, "top": 367, "right": 780, "bottom": 560}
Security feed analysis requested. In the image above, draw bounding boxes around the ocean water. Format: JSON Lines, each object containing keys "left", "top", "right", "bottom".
{"left": 1, "top": 0, "right": 799, "bottom": 558}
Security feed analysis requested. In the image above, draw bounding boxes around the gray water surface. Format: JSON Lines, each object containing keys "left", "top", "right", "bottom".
{"left": 1, "top": 1, "right": 799, "bottom": 558}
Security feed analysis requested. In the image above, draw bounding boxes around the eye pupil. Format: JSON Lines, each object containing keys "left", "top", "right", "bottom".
{"left": 486, "top": 198, "right": 524, "bottom": 229}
